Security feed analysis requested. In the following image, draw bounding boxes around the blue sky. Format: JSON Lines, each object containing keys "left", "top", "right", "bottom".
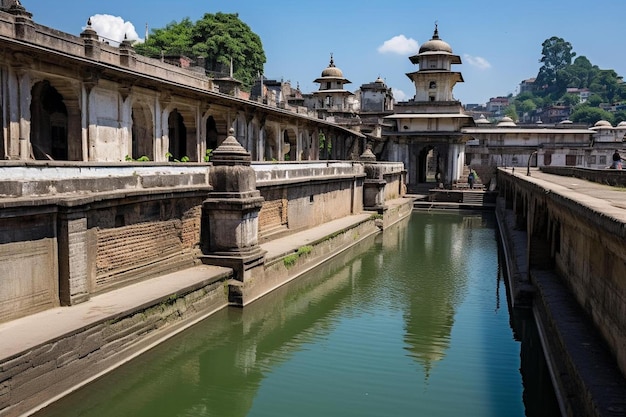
{"left": 18, "top": 0, "right": 626, "bottom": 105}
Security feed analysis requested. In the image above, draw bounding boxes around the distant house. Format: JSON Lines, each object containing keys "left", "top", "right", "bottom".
{"left": 486, "top": 96, "right": 510, "bottom": 114}
{"left": 519, "top": 78, "right": 535, "bottom": 94}
{"left": 566, "top": 87, "right": 591, "bottom": 103}
{"left": 539, "top": 105, "right": 571, "bottom": 124}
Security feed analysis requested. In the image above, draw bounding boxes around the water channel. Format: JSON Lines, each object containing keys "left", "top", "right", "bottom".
{"left": 35, "top": 212, "right": 558, "bottom": 417}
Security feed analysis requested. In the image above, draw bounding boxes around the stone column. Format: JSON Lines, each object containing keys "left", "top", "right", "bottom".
{"left": 80, "top": 19, "right": 101, "bottom": 60}
{"left": 200, "top": 128, "right": 265, "bottom": 305}
{"left": 7, "top": 2, "right": 35, "bottom": 40}
{"left": 57, "top": 209, "right": 93, "bottom": 305}
{"left": 361, "top": 145, "right": 387, "bottom": 212}
{"left": 119, "top": 36, "right": 136, "bottom": 68}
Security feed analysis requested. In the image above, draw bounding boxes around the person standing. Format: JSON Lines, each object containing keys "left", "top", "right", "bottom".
{"left": 612, "top": 150, "right": 624, "bottom": 169}
{"left": 468, "top": 169, "right": 476, "bottom": 189}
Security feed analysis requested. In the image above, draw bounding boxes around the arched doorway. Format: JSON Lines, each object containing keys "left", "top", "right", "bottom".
{"left": 131, "top": 101, "right": 153, "bottom": 160}
{"left": 206, "top": 116, "right": 218, "bottom": 152}
{"left": 417, "top": 145, "right": 442, "bottom": 184}
{"left": 283, "top": 128, "right": 297, "bottom": 161}
{"left": 168, "top": 109, "right": 186, "bottom": 161}
{"left": 30, "top": 80, "right": 68, "bottom": 160}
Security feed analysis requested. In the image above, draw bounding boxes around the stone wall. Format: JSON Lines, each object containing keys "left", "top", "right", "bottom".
{"left": 540, "top": 166, "right": 626, "bottom": 187}
{"left": 0, "top": 161, "right": 406, "bottom": 323}
{"left": 0, "top": 211, "right": 59, "bottom": 322}
{"left": 0, "top": 272, "right": 229, "bottom": 417}
{"left": 255, "top": 162, "right": 366, "bottom": 238}
{"left": 497, "top": 169, "right": 626, "bottom": 378}
{"left": 0, "top": 164, "right": 212, "bottom": 322}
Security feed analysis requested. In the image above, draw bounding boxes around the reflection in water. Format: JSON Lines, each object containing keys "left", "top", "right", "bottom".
{"left": 35, "top": 213, "right": 541, "bottom": 417}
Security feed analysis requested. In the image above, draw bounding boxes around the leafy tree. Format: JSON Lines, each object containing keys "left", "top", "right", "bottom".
{"left": 614, "top": 110, "right": 626, "bottom": 126}
{"left": 587, "top": 93, "right": 603, "bottom": 107}
{"left": 566, "top": 56, "right": 598, "bottom": 89}
{"left": 535, "top": 36, "right": 576, "bottom": 95}
{"left": 559, "top": 93, "right": 580, "bottom": 107}
{"left": 135, "top": 18, "right": 194, "bottom": 58}
{"left": 504, "top": 104, "right": 518, "bottom": 119}
{"left": 135, "top": 13, "right": 266, "bottom": 90}
{"left": 589, "top": 69, "right": 624, "bottom": 104}
{"left": 190, "top": 13, "right": 265, "bottom": 89}
{"left": 569, "top": 105, "right": 613, "bottom": 125}
{"left": 519, "top": 98, "right": 537, "bottom": 114}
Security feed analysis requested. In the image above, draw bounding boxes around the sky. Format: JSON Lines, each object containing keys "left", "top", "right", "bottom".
{"left": 16, "top": 0, "right": 626, "bottom": 105}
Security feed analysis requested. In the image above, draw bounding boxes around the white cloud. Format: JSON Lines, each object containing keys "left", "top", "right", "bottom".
{"left": 378, "top": 35, "right": 419, "bottom": 55}
{"left": 86, "top": 14, "right": 142, "bottom": 44}
{"left": 463, "top": 54, "right": 491, "bottom": 70}
{"left": 392, "top": 88, "right": 408, "bottom": 101}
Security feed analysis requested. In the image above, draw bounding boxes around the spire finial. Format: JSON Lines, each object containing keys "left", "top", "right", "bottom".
{"left": 433, "top": 21, "right": 439, "bottom": 39}
{"left": 87, "top": 18, "right": 92, "bottom": 27}
{"left": 329, "top": 52, "right": 335, "bottom": 67}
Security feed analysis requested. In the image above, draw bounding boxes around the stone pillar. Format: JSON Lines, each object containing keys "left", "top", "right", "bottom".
{"left": 16, "top": 69, "right": 30, "bottom": 160}
{"left": 200, "top": 128, "right": 265, "bottom": 305}
{"left": 80, "top": 19, "right": 102, "bottom": 60}
{"left": 57, "top": 209, "right": 93, "bottom": 305}
{"left": 7, "top": 2, "right": 35, "bottom": 40}
{"left": 119, "top": 36, "right": 136, "bottom": 68}
{"left": 361, "top": 145, "right": 386, "bottom": 212}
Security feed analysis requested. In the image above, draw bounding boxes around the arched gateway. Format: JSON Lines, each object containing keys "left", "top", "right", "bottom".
{"left": 382, "top": 25, "right": 474, "bottom": 191}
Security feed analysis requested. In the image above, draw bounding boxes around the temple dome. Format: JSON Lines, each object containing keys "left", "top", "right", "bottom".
{"left": 594, "top": 120, "right": 612, "bottom": 128}
{"left": 419, "top": 25, "right": 453, "bottom": 54}
{"left": 321, "top": 55, "right": 343, "bottom": 78}
{"left": 475, "top": 114, "right": 490, "bottom": 124}
{"left": 497, "top": 116, "right": 517, "bottom": 127}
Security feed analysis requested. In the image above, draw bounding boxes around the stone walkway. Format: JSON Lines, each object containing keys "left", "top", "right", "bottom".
{"left": 498, "top": 168, "right": 626, "bottom": 417}
{"left": 0, "top": 212, "right": 375, "bottom": 363}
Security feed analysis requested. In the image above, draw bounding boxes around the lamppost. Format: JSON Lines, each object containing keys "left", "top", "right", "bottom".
{"left": 527, "top": 150, "right": 538, "bottom": 176}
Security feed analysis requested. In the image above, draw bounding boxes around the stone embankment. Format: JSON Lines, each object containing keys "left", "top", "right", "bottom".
{"left": 0, "top": 151, "right": 411, "bottom": 416}
{"left": 496, "top": 168, "right": 626, "bottom": 417}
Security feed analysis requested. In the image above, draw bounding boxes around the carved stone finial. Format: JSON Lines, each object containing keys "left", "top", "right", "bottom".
{"left": 360, "top": 144, "right": 377, "bottom": 161}
{"left": 211, "top": 128, "right": 251, "bottom": 166}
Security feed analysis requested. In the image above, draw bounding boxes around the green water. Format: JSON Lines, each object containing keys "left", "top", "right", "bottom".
{"left": 36, "top": 212, "right": 538, "bottom": 417}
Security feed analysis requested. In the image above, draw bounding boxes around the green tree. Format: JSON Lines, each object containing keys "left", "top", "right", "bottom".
{"left": 519, "top": 98, "right": 537, "bottom": 114}
{"left": 589, "top": 69, "right": 623, "bottom": 104}
{"left": 569, "top": 105, "right": 613, "bottom": 125}
{"left": 190, "top": 13, "right": 265, "bottom": 89}
{"left": 535, "top": 36, "right": 576, "bottom": 95}
{"left": 504, "top": 104, "right": 518, "bottom": 119}
{"left": 135, "top": 13, "right": 266, "bottom": 90}
{"left": 566, "top": 56, "right": 598, "bottom": 89}
{"left": 135, "top": 18, "right": 194, "bottom": 57}
{"left": 614, "top": 110, "right": 626, "bottom": 126}
{"left": 560, "top": 93, "right": 580, "bottom": 107}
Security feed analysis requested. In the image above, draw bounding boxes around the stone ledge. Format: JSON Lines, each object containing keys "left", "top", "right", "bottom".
{"left": 0, "top": 264, "right": 232, "bottom": 417}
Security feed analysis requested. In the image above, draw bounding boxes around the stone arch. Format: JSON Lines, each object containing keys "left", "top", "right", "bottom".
{"left": 416, "top": 145, "right": 441, "bottom": 184}
{"left": 207, "top": 113, "right": 229, "bottom": 148}
{"left": 167, "top": 109, "right": 186, "bottom": 161}
{"left": 167, "top": 106, "right": 197, "bottom": 161}
{"left": 30, "top": 79, "right": 81, "bottom": 160}
{"left": 283, "top": 127, "right": 297, "bottom": 161}
{"left": 205, "top": 115, "right": 218, "bottom": 152}
{"left": 131, "top": 99, "right": 154, "bottom": 160}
